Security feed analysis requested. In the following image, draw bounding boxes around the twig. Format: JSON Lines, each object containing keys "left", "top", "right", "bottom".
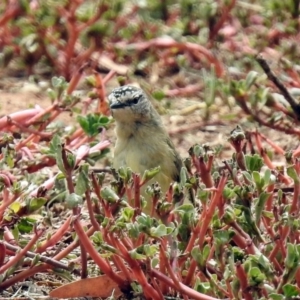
{"left": 7, "top": 118, "right": 52, "bottom": 138}
{"left": 0, "top": 229, "right": 44, "bottom": 273}
{"left": 3, "top": 242, "right": 70, "bottom": 270}
{"left": 256, "top": 54, "right": 300, "bottom": 120}
{"left": 236, "top": 94, "right": 300, "bottom": 136}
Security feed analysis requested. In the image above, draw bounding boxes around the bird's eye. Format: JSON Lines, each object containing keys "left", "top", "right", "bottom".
{"left": 131, "top": 97, "right": 139, "bottom": 104}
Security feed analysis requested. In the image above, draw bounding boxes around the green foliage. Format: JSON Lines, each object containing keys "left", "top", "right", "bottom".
{"left": 77, "top": 114, "right": 111, "bottom": 137}
{"left": 75, "top": 164, "right": 89, "bottom": 195}
{"left": 17, "top": 218, "right": 36, "bottom": 234}
{"left": 141, "top": 166, "right": 161, "bottom": 183}
{"left": 65, "top": 193, "right": 83, "bottom": 209}
{"left": 100, "top": 187, "right": 119, "bottom": 203}
{"left": 245, "top": 154, "right": 264, "bottom": 172}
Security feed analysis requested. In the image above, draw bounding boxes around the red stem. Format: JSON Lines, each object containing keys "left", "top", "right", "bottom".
{"left": 269, "top": 226, "right": 290, "bottom": 262}
{"left": 0, "top": 227, "right": 96, "bottom": 289}
{"left": 0, "top": 229, "right": 44, "bottom": 273}
{"left": 151, "top": 269, "right": 220, "bottom": 300}
{"left": 73, "top": 218, "right": 126, "bottom": 287}
{"left": 235, "top": 262, "right": 253, "bottom": 300}
{"left": 199, "top": 156, "right": 214, "bottom": 188}
{"left": 113, "top": 237, "right": 162, "bottom": 300}
{"left": 291, "top": 181, "right": 300, "bottom": 214}
{"left": 258, "top": 133, "right": 285, "bottom": 155}
{"left": 159, "top": 243, "right": 180, "bottom": 289}
{"left": 133, "top": 174, "right": 141, "bottom": 215}
{"left": 94, "top": 71, "right": 109, "bottom": 115}
{"left": 198, "top": 174, "right": 227, "bottom": 247}
{"left": 36, "top": 216, "right": 71, "bottom": 253}
{"left": 85, "top": 189, "right": 101, "bottom": 231}
{"left": 208, "top": 0, "right": 236, "bottom": 45}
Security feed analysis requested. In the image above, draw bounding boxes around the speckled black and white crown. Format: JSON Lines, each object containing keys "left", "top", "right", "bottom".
{"left": 109, "top": 85, "right": 144, "bottom": 102}
{"left": 108, "top": 86, "right": 148, "bottom": 110}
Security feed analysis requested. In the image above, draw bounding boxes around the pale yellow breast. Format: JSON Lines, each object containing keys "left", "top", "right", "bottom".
{"left": 113, "top": 131, "right": 174, "bottom": 192}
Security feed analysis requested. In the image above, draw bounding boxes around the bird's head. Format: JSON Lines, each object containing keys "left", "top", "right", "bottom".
{"left": 108, "top": 86, "right": 153, "bottom": 123}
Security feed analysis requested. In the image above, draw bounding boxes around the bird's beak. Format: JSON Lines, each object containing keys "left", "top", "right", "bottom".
{"left": 110, "top": 101, "right": 127, "bottom": 109}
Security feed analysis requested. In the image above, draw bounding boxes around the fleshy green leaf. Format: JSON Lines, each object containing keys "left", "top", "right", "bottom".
{"left": 75, "top": 164, "right": 89, "bottom": 195}
{"left": 65, "top": 193, "right": 83, "bottom": 209}
{"left": 287, "top": 165, "right": 300, "bottom": 183}
{"left": 283, "top": 284, "right": 299, "bottom": 297}
{"left": 100, "top": 187, "right": 119, "bottom": 203}
{"left": 141, "top": 166, "right": 161, "bottom": 183}
{"left": 28, "top": 197, "right": 47, "bottom": 213}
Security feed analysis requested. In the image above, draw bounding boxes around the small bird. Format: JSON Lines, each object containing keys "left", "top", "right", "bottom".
{"left": 108, "top": 85, "right": 182, "bottom": 198}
